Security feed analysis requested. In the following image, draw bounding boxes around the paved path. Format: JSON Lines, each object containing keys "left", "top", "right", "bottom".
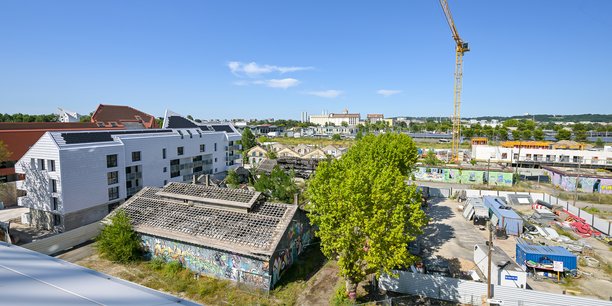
{"left": 0, "top": 207, "right": 27, "bottom": 222}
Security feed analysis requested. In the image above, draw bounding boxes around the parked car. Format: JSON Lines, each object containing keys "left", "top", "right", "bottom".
{"left": 423, "top": 256, "right": 451, "bottom": 277}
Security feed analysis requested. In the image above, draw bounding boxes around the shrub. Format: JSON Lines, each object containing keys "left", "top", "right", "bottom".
{"left": 330, "top": 282, "right": 352, "bottom": 306}
{"left": 96, "top": 210, "right": 142, "bottom": 263}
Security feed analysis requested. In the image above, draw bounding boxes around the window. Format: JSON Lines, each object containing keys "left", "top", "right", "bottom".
{"left": 200, "top": 144, "right": 206, "bottom": 152}
{"left": 162, "top": 148, "right": 166, "bottom": 159}
{"left": 53, "top": 214, "right": 61, "bottom": 226}
{"left": 170, "top": 159, "right": 180, "bottom": 178}
{"left": 110, "top": 122, "right": 118, "bottom": 127}
{"left": 132, "top": 151, "right": 141, "bottom": 162}
{"left": 50, "top": 179, "right": 57, "bottom": 192}
{"left": 96, "top": 122, "right": 105, "bottom": 127}
{"left": 107, "top": 171, "right": 118, "bottom": 185}
{"left": 163, "top": 180, "right": 168, "bottom": 185}
{"left": 48, "top": 160, "right": 56, "bottom": 172}
{"left": 107, "top": 154, "right": 118, "bottom": 168}
{"left": 125, "top": 167, "right": 131, "bottom": 174}
{"left": 39, "top": 159, "right": 46, "bottom": 170}
{"left": 214, "top": 157, "right": 217, "bottom": 162}
{"left": 214, "top": 143, "right": 217, "bottom": 151}
{"left": 177, "top": 146, "right": 184, "bottom": 156}
{"left": 135, "top": 179, "right": 139, "bottom": 186}
{"left": 501, "top": 153, "right": 508, "bottom": 159}
{"left": 52, "top": 197, "right": 58, "bottom": 211}
{"left": 163, "top": 167, "right": 167, "bottom": 173}
{"left": 108, "top": 186, "right": 119, "bottom": 200}
{"left": 126, "top": 181, "right": 132, "bottom": 189}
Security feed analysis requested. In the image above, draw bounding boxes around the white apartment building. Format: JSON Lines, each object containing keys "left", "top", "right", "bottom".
{"left": 472, "top": 145, "right": 612, "bottom": 165}
{"left": 309, "top": 109, "right": 360, "bottom": 126}
{"left": 16, "top": 125, "right": 241, "bottom": 232}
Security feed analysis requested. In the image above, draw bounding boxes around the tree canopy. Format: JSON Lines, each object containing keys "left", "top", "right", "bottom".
{"left": 254, "top": 166, "right": 298, "bottom": 204}
{"left": 307, "top": 133, "right": 428, "bottom": 296}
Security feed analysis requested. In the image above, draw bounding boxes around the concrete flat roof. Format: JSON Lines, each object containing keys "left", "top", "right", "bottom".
{"left": 0, "top": 242, "right": 200, "bottom": 306}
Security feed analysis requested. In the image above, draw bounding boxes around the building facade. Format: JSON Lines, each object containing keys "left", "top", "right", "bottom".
{"left": 15, "top": 127, "right": 241, "bottom": 232}
{"left": 309, "top": 109, "right": 360, "bottom": 126}
{"left": 472, "top": 145, "right": 612, "bottom": 166}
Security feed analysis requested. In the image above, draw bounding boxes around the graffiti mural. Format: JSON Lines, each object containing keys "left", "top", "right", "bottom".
{"left": 271, "top": 216, "right": 313, "bottom": 287}
{"left": 140, "top": 234, "right": 271, "bottom": 290}
{"left": 414, "top": 167, "right": 512, "bottom": 186}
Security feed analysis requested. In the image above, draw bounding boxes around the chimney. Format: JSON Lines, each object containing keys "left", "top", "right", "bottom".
{"left": 205, "top": 174, "right": 210, "bottom": 187}
{"left": 293, "top": 193, "right": 299, "bottom": 205}
{"left": 192, "top": 175, "right": 196, "bottom": 184}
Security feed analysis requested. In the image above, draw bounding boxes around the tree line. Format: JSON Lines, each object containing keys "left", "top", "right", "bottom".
{"left": 0, "top": 113, "right": 59, "bottom": 122}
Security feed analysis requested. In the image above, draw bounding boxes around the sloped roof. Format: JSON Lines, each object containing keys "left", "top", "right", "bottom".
{"left": 118, "top": 185, "right": 297, "bottom": 258}
{"left": 91, "top": 104, "right": 158, "bottom": 128}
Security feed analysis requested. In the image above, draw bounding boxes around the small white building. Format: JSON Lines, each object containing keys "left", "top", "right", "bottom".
{"left": 474, "top": 244, "right": 527, "bottom": 289}
{"left": 16, "top": 124, "right": 241, "bottom": 232}
{"left": 56, "top": 108, "right": 81, "bottom": 123}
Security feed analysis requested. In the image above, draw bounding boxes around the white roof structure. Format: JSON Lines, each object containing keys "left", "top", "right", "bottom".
{"left": 0, "top": 242, "right": 200, "bottom": 306}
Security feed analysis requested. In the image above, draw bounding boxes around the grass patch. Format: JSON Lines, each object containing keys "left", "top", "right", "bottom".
{"left": 330, "top": 280, "right": 352, "bottom": 306}
{"left": 86, "top": 246, "right": 329, "bottom": 305}
{"left": 271, "top": 136, "right": 355, "bottom": 148}
{"left": 557, "top": 192, "right": 612, "bottom": 205}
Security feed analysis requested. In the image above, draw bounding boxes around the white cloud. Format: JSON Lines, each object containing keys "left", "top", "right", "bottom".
{"left": 306, "top": 90, "right": 343, "bottom": 98}
{"left": 236, "top": 78, "right": 300, "bottom": 89}
{"left": 377, "top": 89, "right": 402, "bottom": 97}
{"left": 228, "top": 61, "right": 313, "bottom": 77}
{"left": 253, "top": 78, "right": 300, "bottom": 89}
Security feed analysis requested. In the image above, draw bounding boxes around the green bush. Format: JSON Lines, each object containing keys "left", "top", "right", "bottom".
{"left": 149, "top": 257, "right": 165, "bottom": 271}
{"left": 330, "top": 282, "right": 352, "bottom": 306}
{"left": 96, "top": 210, "right": 142, "bottom": 263}
{"left": 163, "top": 261, "right": 184, "bottom": 278}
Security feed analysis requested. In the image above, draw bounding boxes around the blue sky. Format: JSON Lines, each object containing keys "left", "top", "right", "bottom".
{"left": 1, "top": 1, "right": 611, "bottom": 120}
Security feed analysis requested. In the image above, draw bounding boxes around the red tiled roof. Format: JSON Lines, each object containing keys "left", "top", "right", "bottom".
{"left": 91, "top": 104, "right": 158, "bottom": 128}
{"left": 0, "top": 123, "right": 124, "bottom": 178}
{"left": 0, "top": 122, "right": 99, "bottom": 131}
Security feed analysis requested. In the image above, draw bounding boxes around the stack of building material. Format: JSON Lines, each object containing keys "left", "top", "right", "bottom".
{"left": 532, "top": 208, "right": 557, "bottom": 223}
{"left": 462, "top": 197, "right": 484, "bottom": 221}
{"left": 555, "top": 209, "right": 601, "bottom": 238}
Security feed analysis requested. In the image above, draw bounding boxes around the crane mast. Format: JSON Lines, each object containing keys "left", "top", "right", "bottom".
{"left": 439, "top": 0, "right": 469, "bottom": 162}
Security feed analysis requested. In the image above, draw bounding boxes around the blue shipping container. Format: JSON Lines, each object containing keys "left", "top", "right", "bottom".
{"left": 515, "top": 243, "right": 577, "bottom": 271}
{"left": 483, "top": 196, "right": 523, "bottom": 236}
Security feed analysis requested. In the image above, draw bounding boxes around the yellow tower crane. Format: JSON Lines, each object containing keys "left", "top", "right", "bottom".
{"left": 439, "top": 0, "right": 469, "bottom": 162}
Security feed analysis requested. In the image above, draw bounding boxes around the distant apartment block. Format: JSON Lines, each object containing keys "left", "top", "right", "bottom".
{"left": 16, "top": 123, "right": 241, "bottom": 232}
{"left": 309, "top": 109, "right": 360, "bottom": 126}
{"left": 472, "top": 143, "right": 612, "bottom": 167}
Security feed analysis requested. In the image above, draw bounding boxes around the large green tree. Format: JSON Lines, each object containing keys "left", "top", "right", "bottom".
{"left": 307, "top": 134, "right": 428, "bottom": 298}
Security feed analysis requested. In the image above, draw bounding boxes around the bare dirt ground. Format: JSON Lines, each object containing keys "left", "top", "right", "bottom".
{"left": 295, "top": 260, "right": 340, "bottom": 306}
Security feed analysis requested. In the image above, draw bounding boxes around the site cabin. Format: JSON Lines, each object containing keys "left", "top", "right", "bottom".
{"left": 474, "top": 244, "right": 527, "bottom": 289}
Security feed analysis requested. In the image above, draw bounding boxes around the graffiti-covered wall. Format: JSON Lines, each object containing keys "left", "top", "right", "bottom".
{"left": 140, "top": 234, "right": 272, "bottom": 290}
{"left": 414, "top": 167, "right": 513, "bottom": 186}
{"left": 545, "top": 169, "right": 612, "bottom": 194}
{"left": 269, "top": 209, "right": 314, "bottom": 289}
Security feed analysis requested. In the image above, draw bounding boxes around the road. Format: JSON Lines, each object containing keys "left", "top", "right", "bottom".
{"left": 0, "top": 207, "right": 27, "bottom": 222}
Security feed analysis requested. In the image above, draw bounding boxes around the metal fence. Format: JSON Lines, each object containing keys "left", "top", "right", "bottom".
{"left": 379, "top": 270, "right": 612, "bottom": 306}
{"left": 432, "top": 187, "right": 611, "bottom": 236}
{"left": 21, "top": 222, "right": 102, "bottom": 255}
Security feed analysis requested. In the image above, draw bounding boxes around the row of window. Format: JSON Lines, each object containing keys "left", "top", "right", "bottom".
{"left": 107, "top": 145, "right": 218, "bottom": 168}
{"left": 31, "top": 158, "right": 56, "bottom": 171}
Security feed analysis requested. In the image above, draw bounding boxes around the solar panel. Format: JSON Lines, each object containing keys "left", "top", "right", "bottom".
{"left": 167, "top": 116, "right": 198, "bottom": 128}
{"left": 210, "top": 125, "right": 235, "bottom": 133}
{"left": 61, "top": 130, "right": 173, "bottom": 144}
